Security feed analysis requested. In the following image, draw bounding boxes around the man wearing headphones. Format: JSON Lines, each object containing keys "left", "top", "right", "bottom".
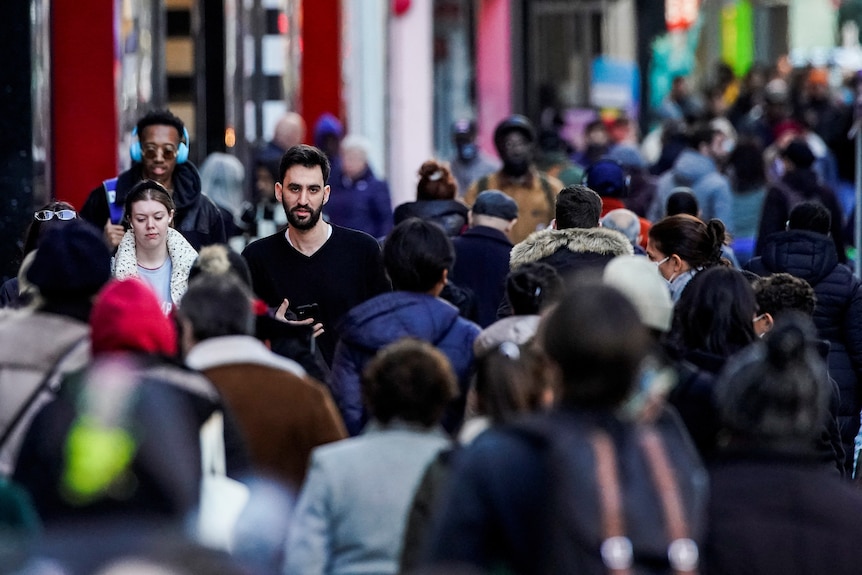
{"left": 81, "top": 109, "right": 226, "bottom": 250}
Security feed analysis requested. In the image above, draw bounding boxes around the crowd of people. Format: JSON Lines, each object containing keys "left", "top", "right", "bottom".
{"left": 1, "top": 60, "right": 862, "bottom": 574}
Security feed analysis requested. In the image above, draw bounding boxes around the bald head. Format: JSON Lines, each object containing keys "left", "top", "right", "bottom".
{"left": 600, "top": 208, "right": 641, "bottom": 246}
{"left": 274, "top": 112, "right": 306, "bottom": 150}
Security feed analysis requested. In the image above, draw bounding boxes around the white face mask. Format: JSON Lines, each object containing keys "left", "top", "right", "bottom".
{"left": 654, "top": 256, "right": 675, "bottom": 282}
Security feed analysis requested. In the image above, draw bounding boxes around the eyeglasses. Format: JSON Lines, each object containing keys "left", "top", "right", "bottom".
{"left": 142, "top": 145, "right": 178, "bottom": 161}
{"left": 34, "top": 209, "right": 77, "bottom": 221}
{"left": 653, "top": 256, "right": 670, "bottom": 267}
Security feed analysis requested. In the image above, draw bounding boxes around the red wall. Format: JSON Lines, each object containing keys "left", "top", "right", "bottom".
{"left": 300, "top": 0, "right": 343, "bottom": 140}
{"left": 52, "top": 0, "right": 118, "bottom": 211}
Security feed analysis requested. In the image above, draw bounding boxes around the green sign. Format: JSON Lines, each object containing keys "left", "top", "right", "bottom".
{"left": 721, "top": 0, "right": 754, "bottom": 78}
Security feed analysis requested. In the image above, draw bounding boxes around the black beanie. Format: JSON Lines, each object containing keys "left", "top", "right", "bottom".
{"left": 781, "top": 139, "right": 815, "bottom": 170}
{"left": 27, "top": 219, "right": 112, "bottom": 300}
{"left": 493, "top": 115, "right": 536, "bottom": 155}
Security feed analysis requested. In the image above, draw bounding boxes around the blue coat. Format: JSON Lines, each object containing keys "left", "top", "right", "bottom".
{"left": 325, "top": 166, "right": 393, "bottom": 239}
{"left": 746, "top": 230, "right": 862, "bottom": 471}
{"left": 330, "top": 292, "right": 480, "bottom": 436}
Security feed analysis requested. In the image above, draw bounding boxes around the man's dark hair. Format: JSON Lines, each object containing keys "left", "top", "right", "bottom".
{"left": 383, "top": 218, "right": 454, "bottom": 292}
{"left": 753, "top": 273, "right": 816, "bottom": 319}
{"left": 136, "top": 109, "right": 186, "bottom": 142}
{"left": 278, "top": 144, "right": 331, "bottom": 185}
{"left": 788, "top": 201, "right": 831, "bottom": 235}
{"left": 362, "top": 338, "right": 458, "bottom": 427}
{"left": 541, "top": 282, "right": 649, "bottom": 408}
{"left": 179, "top": 273, "right": 255, "bottom": 341}
{"left": 666, "top": 189, "right": 699, "bottom": 217}
{"left": 689, "top": 124, "right": 719, "bottom": 150}
{"left": 555, "top": 185, "right": 601, "bottom": 229}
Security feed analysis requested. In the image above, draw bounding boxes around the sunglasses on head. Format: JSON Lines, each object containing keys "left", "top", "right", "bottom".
{"left": 142, "top": 145, "right": 178, "bottom": 161}
{"left": 34, "top": 209, "right": 77, "bottom": 222}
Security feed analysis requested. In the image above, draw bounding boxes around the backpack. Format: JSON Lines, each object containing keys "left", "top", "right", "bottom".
{"left": 515, "top": 410, "right": 707, "bottom": 575}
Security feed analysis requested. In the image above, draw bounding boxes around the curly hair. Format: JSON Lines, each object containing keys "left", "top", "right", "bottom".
{"left": 362, "top": 338, "right": 458, "bottom": 427}
{"left": 753, "top": 273, "right": 816, "bottom": 319}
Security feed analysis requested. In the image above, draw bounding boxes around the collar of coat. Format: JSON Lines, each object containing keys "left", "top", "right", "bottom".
{"left": 113, "top": 228, "right": 198, "bottom": 304}
{"left": 509, "top": 226, "right": 634, "bottom": 268}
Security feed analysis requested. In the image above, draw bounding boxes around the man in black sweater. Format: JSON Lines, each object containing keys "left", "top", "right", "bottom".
{"left": 242, "top": 144, "right": 390, "bottom": 366}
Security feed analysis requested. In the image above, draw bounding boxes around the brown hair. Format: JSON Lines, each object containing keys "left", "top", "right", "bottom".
{"left": 124, "top": 180, "right": 176, "bottom": 224}
{"left": 648, "top": 214, "right": 726, "bottom": 269}
{"left": 416, "top": 160, "right": 457, "bottom": 200}
{"left": 362, "top": 338, "right": 458, "bottom": 427}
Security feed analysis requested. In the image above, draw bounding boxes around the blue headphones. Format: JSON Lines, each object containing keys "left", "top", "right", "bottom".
{"left": 129, "top": 125, "right": 190, "bottom": 164}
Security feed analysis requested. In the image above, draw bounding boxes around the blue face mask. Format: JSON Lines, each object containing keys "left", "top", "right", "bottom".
{"left": 457, "top": 142, "right": 478, "bottom": 162}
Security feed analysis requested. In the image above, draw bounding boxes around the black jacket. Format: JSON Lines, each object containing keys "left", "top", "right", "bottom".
{"left": 706, "top": 448, "right": 862, "bottom": 575}
{"left": 755, "top": 169, "right": 845, "bottom": 263}
{"left": 747, "top": 230, "right": 862, "bottom": 471}
{"left": 80, "top": 162, "right": 226, "bottom": 250}
{"left": 393, "top": 200, "right": 468, "bottom": 237}
{"left": 451, "top": 226, "right": 513, "bottom": 328}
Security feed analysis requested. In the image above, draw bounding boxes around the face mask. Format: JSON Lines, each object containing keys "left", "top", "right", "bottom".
{"left": 457, "top": 142, "right": 477, "bottom": 162}
{"left": 504, "top": 158, "right": 530, "bottom": 177}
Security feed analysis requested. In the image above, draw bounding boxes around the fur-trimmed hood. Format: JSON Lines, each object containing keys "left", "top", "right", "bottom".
{"left": 509, "top": 226, "right": 633, "bottom": 269}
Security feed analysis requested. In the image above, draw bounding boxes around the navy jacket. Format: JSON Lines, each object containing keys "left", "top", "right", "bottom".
{"left": 747, "top": 230, "right": 862, "bottom": 471}
{"left": 451, "top": 226, "right": 513, "bottom": 328}
{"left": 325, "top": 166, "right": 393, "bottom": 239}
{"left": 330, "top": 292, "right": 480, "bottom": 436}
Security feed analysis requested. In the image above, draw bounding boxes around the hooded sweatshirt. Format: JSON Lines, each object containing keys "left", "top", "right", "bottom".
{"left": 649, "top": 150, "right": 732, "bottom": 228}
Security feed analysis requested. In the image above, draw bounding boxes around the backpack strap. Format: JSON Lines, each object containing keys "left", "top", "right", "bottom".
{"left": 639, "top": 427, "right": 699, "bottom": 575}
{"left": 591, "top": 430, "right": 633, "bottom": 575}
{"left": 591, "top": 427, "right": 700, "bottom": 575}
{"left": 476, "top": 175, "right": 490, "bottom": 196}
{"left": 103, "top": 177, "right": 124, "bottom": 225}
{"left": 0, "top": 335, "right": 89, "bottom": 453}
{"left": 539, "top": 174, "right": 558, "bottom": 212}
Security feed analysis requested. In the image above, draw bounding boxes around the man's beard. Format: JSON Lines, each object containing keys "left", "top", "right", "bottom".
{"left": 285, "top": 201, "right": 324, "bottom": 230}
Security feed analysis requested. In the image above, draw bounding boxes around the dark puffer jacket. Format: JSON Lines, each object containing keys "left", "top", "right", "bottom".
{"left": 393, "top": 200, "right": 469, "bottom": 238}
{"left": 330, "top": 292, "right": 480, "bottom": 436}
{"left": 746, "top": 230, "right": 862, "bottom": 470}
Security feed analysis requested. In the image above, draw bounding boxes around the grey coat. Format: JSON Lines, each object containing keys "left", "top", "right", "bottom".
{"left": 284, "top": 421, "right": 451, "bottom": 575}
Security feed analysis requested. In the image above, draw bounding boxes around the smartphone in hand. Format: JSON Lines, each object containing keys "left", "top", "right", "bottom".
{"left": 294, "top": 303, "right": 320, "bottom": 321}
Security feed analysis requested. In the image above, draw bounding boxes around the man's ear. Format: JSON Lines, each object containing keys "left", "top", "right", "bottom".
{"left": 274, "top": 182, "right": 283, "bottom": 202}
{"left": 505, "top": 218, "right": 517, "bottom": 233}
{"left": 550, "top": 218, "right": 557, "bottom": 230}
